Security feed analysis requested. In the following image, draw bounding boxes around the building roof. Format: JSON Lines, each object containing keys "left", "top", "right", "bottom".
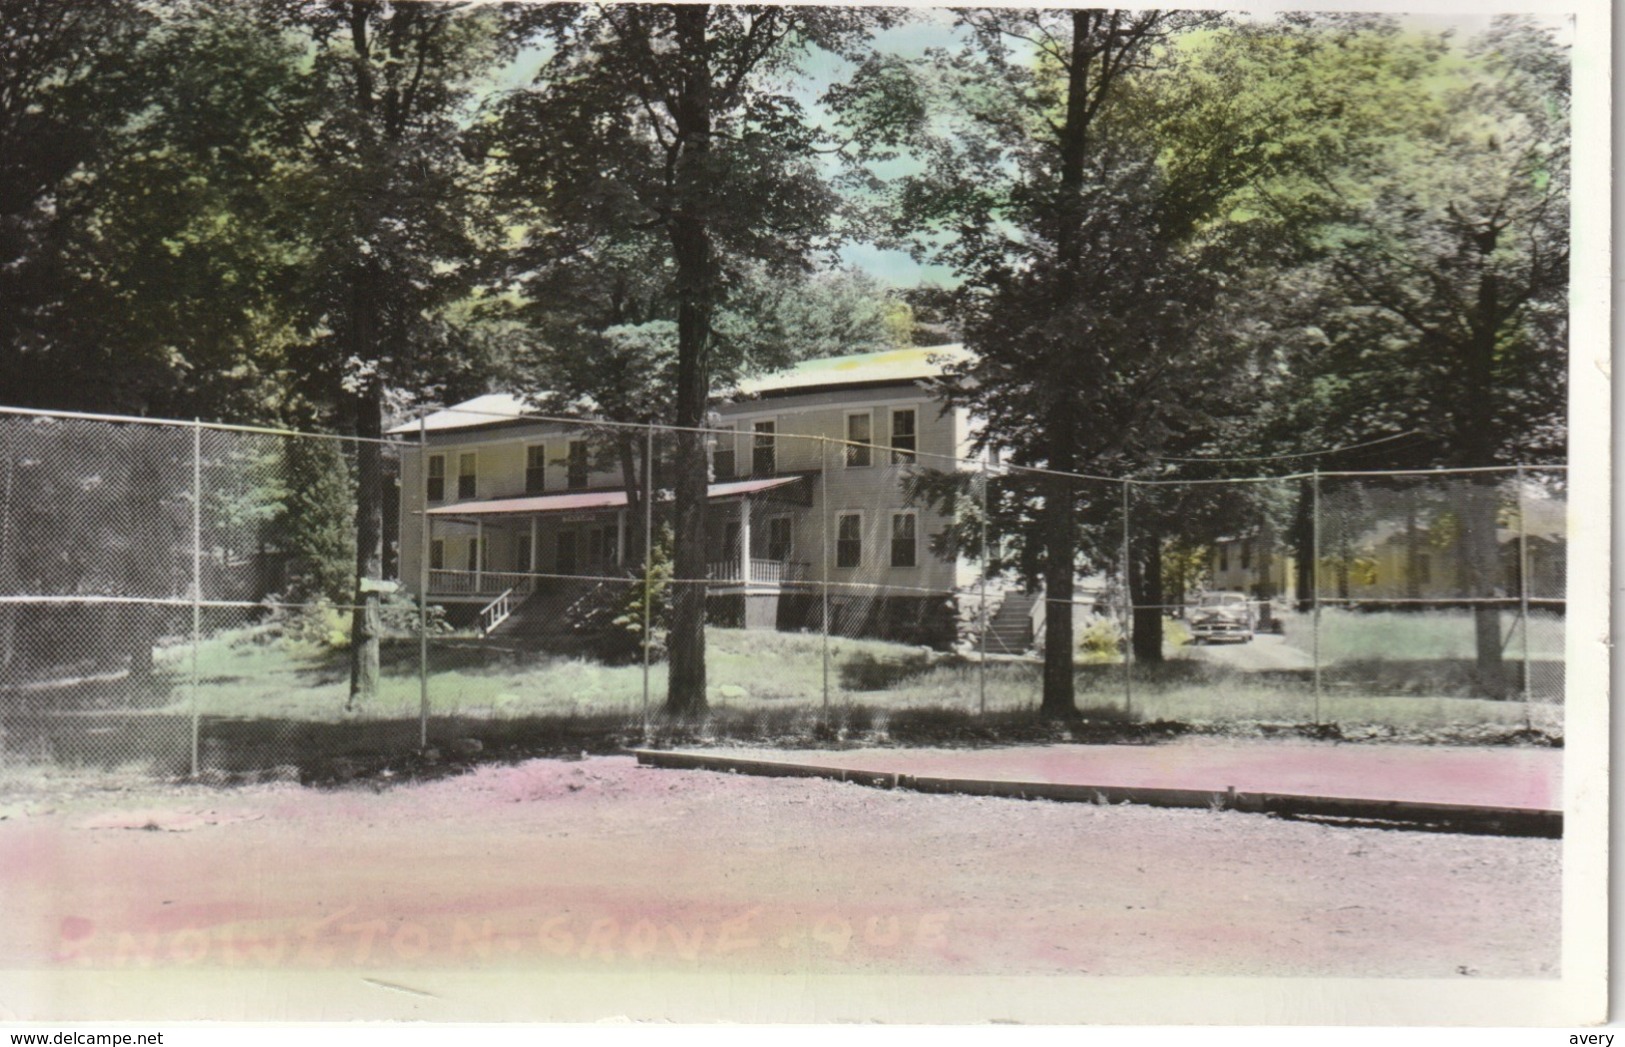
{"left": 733, "top": 344, "right": 969, "bottom": 397}
{"left": 387, "top": 393, "right": 531, "bottom": 435}
{"left": 391, "top": 345, "right": 971, "bottom": 436}
{"left": 425, "top": 475, "right": 806, "bottom": 518}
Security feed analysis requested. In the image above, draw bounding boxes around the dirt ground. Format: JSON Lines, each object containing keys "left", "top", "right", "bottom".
{"left": 0, "top": 750, "right": 1560, "bottom": 987}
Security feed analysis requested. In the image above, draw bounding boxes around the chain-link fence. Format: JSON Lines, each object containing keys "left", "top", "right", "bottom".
{"left": 0, "top": 403, "right": 1568, "bottom": 777}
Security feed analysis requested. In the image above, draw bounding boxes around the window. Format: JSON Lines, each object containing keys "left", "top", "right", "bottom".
{"left": 516, "top": 538, "right": 531, "bottom": 573}
{"left": 457, "top": 453, "right": 477, "bottom": 500}
{"left": 845, "top": 412, "right": 872, "bottom": 468}
{"left": 890, "top": 513, "right": 917, "bottom": 568}
{"left": 567, "top": 441, "right": 589, "bottom": 490}
{"left": 1218, "top": 546, "right": 1229, "bottom": 572}
{"left": 587, "top": 524, "right": 619, "bottom": 567}
{"left": 1240, "top": 541, "right": 1251, "bottom": 571}
{"left": 767, "top": 517, "right": 793, "bottom": 562}
{"left": 525, "top": 445, "right": 546, "bottom": 493}
{"left": 426, "top": 455, "right": 445, "bottom": 502}
{"left": 711, "top": 426, "right": 736, "bottom": 480}
{"left": 429, "top": 539, "right": 444, "bottom": 570}
{"left": 836, "top": 513, "right": 862, "bottom": 569}
{"left": 891, "top": 409, "right": 917, "bottom": 464}
{"left": 752, "top": 420, "right": 776, "bottom": 475}
{"left": 556, "top": 532, "right": 577, "bottom": 573}
{"left": 465, "top": 537, "right": 479, "bottom": 572}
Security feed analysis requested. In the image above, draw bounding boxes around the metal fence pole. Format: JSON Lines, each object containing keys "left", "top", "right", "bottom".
{"left": 977, "top": 465, "right": 989, "bottom": 716}
{"left": 1121, "top": 479, "right": 1133, "bottom": 716}
{"left": 1517, "top": 464, "right": 1532, "bottom": 721}
{"left": 820, "top": 436, "right": 831, "bottom": 713}
{"left": 418, "top": 418, "right": 430, "bottom": 749}
{"left": 1311, "top": 468, "right": 1322, "bottom": 725}
{"left": 190, "top": 419, "right": 202, "bottom": 778}
{"left": 642, "top": 425, "right": 654, "bottom": 731}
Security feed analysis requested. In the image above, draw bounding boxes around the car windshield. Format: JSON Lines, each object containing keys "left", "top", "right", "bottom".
{"left": 1198, "top": 594, "right": 1246, "bottom": 609}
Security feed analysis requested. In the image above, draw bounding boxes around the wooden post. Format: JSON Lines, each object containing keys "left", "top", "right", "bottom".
{"left": 738, "top": 494, "right": 752, "bottom": 587}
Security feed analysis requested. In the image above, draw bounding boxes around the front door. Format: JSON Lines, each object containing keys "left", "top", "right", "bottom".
{"left": 556, "top": 531, "right": 577, "bottom": 575}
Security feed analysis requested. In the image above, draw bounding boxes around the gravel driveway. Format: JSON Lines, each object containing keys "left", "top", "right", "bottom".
{"left": 0, "top": 753, "right": 1560, "bottom": 1006}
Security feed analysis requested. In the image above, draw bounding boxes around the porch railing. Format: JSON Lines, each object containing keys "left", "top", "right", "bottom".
{"left": 707, "top": 558, "right": 806, "bottom": 586}
{"left": 429, "top": 569, "right": 538, "bottom": 597}
{"left": 478, "top": 588, "right": 517, "bottom": 636}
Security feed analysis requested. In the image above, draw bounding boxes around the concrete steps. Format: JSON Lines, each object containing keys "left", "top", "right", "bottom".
{"left": 983, "top": 592, "right": 1036, "bottom": 654}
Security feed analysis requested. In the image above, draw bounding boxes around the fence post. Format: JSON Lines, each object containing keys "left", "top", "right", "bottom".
{"left": 820, "top": 436, "right": 831, "bottom": 713}
{"left": 978, "top": 465, "right": 989, "bottom": 716}
{"left": 642, "top": 424, "right": 654, "bottom": 732}
{"left": 1121, "top": 479, "right": 1133, "bottom": 717}
{"left": 418, "top": 418, "right": 430, "bottom": 750}
{"left": 1311, "top": 467, "right": 1322, "bottom": 725}
{"left": 1517, "top": 464, "right": 1532, "bottom": 719}
{"left": 190, "top": 419, "right": 202, "bottom": 778}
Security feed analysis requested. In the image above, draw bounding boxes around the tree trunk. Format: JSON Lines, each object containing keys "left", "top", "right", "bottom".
{"left": 1034, "top": 11, "right": 1100, "bottom": 720}
{"left": 1462, "top": 477, "right": 1507, "bottom": 698}
{"left": 1039, "top": 463, "right": 1076, "bottom": 717}
{"left": 617, "top": 434, "right": 645, "bottom": 573}
{"left": 662, "top": 4, "right": 714, "bottom": 719}
{"left": 1293, "top": 478, "right": 1314, "bottom": 612}
{"left": 347, "top": 387, "right": 384, "bottom": 711}
{"left": 1130, "top": 532, "right": 1163, "bottom": 663}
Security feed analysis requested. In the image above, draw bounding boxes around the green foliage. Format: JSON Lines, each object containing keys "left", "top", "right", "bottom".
{"left": 276, "top": 437, "right": 356, "bottom": 603}
{"left": 611, "top": 525, "right": 674, "bottom": 663}
{"left": 1077, "top": 617, "right": 1126, "bottom": 663}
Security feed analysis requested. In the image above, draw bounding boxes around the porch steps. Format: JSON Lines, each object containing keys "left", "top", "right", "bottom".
{"left": 483, "top": 588, "right": 583, "bottom": 641}
{"left": 983, "top": 592, "right": 1036, "bottom": 655}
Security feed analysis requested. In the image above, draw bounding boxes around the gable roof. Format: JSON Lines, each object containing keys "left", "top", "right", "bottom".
{"left": 390, "top": 344, "right": 972, "bottom": 435}
{"left": 733, "top": 344, "right": 969, "bottom": 398}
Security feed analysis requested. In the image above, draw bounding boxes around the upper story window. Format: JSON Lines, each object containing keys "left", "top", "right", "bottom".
{"left": 891, "top": 408, "right": 917, "bottom": 464}
{"left": 567, "top": 440, "right": 589, "bottom": 490}
{"left": 426, "top": 455, "right": 445, "bottom": 502}
{"left": 526, "top": 444, "right": 546, "bottom": 494}
{"left": 711, "top": 426, "right": 736, "bottom": 480}
{"left": 457, "top": 452, "right": 477, "bottom": 500}
{"left": 752, "top": 420, "right": 776, "bottom": 476}
{"left": 845, "top": 412, "right": 872, "bottom": 468}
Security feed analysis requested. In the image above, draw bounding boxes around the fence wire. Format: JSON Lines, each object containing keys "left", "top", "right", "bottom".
{"left": 0, "top": 404, "right": 1568, "bottom": 776}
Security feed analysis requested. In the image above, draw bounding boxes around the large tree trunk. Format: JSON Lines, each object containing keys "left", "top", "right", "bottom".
{"left": 1033, "top": 10, "right": 1101, "bottom": 719}
{"left": 346, "top": 267, "right": 384, "bottom": 712}
{"left": 662, "top": 4, "right": 714, "bottom": 719}
{"left": 347, "top": 382, "right": 384, "bottom": 712}
{"left": 1461, "top": 477, "right": 1508, "bottom": 698}
{"left": 1039, "top": 460, "right": 1076, "bottom": 717}
{"left": 1130, "top": 531, "right": 1163, "bottom": 663}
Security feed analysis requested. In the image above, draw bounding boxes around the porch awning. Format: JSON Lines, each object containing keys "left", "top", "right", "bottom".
{"left": 426, "top": 474, "right": 807, "bottom": 518}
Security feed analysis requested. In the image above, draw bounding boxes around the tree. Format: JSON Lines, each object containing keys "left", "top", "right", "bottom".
{"left": 496, "top": 4, "right": 898, "bottom": 718}
{"left": 261, "top": 1, "right": 520, "bottom": 709}
{"left": 879, "top": 10, "right": 1245, "bottom": 714}
{"left": 1155, "top": 16, "right": 1569, "bottom": 695}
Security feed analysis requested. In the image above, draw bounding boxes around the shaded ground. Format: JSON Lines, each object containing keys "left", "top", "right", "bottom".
{"left": 0, "top": 753, "right": 1560, "bottom": 995}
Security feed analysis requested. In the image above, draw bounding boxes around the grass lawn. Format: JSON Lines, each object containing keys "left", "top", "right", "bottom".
{"left": 150, "top": 621, "right": 1559, "bottom": 734}
{"left": 1280, "top": 607, "right": 1565, "bottom": 662}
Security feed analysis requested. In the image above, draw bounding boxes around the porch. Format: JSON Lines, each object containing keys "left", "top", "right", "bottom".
{"left": 418, "top": 473, "right": 814, "bottom": 603}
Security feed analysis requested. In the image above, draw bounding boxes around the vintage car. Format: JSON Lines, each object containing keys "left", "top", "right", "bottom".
{"left": 1189, "top": 591, "right": 1254, "bottom": 644}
